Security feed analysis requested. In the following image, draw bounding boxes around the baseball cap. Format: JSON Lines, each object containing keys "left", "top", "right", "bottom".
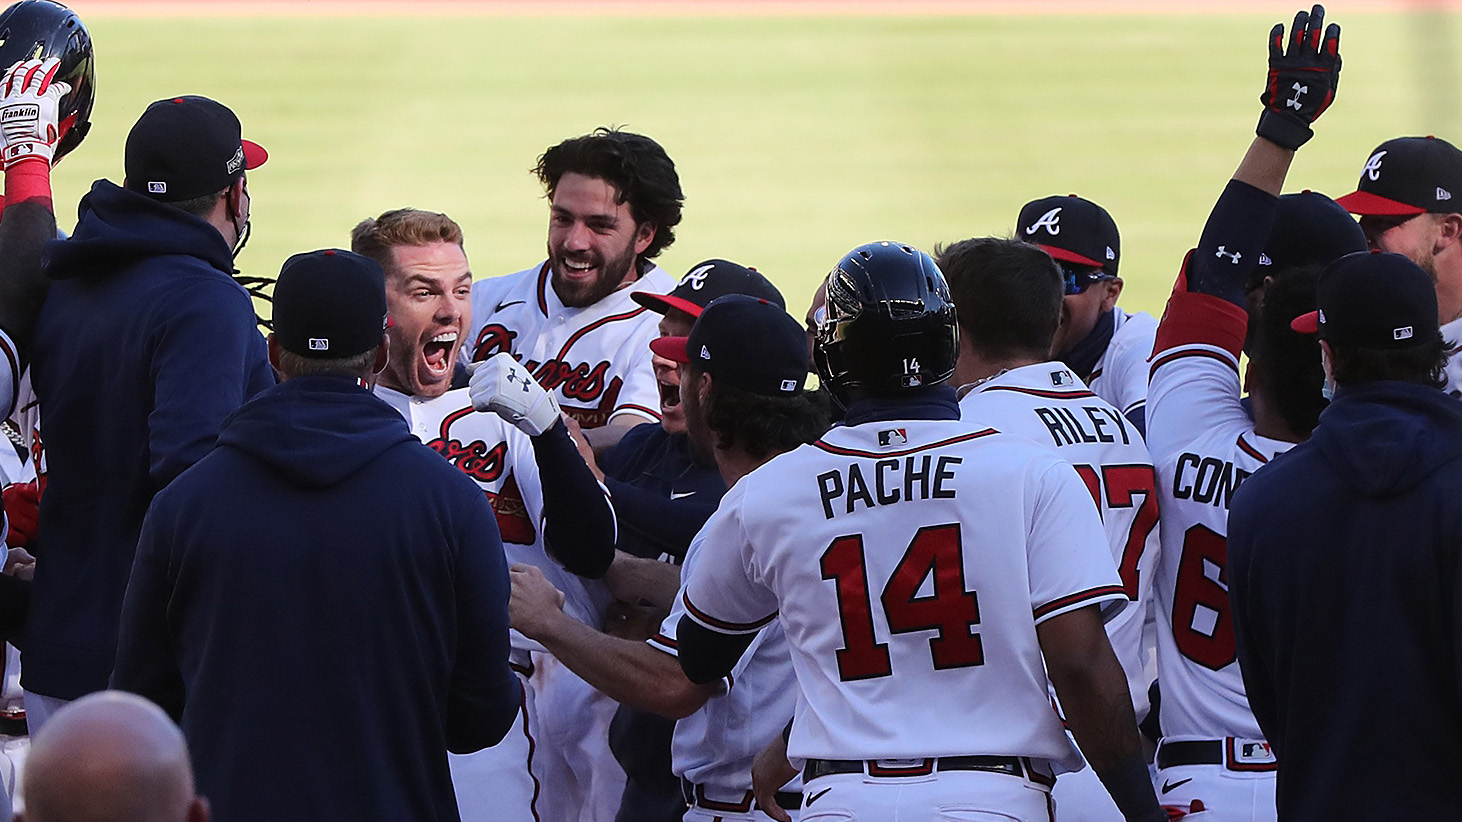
{"left": 1290, "top": 251, "right": 1437, "bottom": 348}
{"left": 124, "top": 95, "right": 268, "bottom": 202}
{"left": 649, "top": 294, "right": 808, "bottom": 396}
{"left": 1255, "top": 191, "right": 1368, "bottom": 277}
{"left": 272, "top": 249, "right": 388, "bottom": 359}
{"left": 1336, "top": 136, "right": 1462, "bottom": 216}
{"left": 1016, "top": 194, "right": 1120, "bottom": 277}
{"left": 632, "top": 259, "right": 785, "bottom": 317}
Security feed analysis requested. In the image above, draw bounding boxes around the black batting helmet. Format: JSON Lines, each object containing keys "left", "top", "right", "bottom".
{"left": 814, "top": 241, "right": 958, "bottom": 405}
{"left": 0, "top": 0, "right": 93, "bottom": 163}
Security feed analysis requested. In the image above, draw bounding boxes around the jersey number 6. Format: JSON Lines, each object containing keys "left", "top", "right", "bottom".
{"left": 820, "top": 523, "right": 984, "bottom": 682}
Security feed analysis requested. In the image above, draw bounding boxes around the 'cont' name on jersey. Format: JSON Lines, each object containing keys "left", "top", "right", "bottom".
{"left": 817, "top": 455, "right": 960, "bottom": 520}
{"left": 1172, "top": 452, "right": 1252, "bottom": 510}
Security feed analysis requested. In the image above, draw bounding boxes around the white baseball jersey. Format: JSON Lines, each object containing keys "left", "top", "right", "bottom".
{"left": 648, "top": 547, "right": 801, "bottom": 798}
{"left": 1146, "top": 285, "right": 1292, "bottom": 741}
{"left": 374, "top": 386, "right": 612, "bottom": 632}
{"left": 1088, "top": 306, "right": 1157, "bottom": 424}
{"left": 958, "top": 362, "right": 1159, "bottom": 718}
{"left": 466, "top": 261, "right": 675, "bottom": 429}
{"left": 681, "top": 418, "right": 1125, "bottom": 771}
{"left": 1438, "top": 314, "right": 1462, "bottom": 400}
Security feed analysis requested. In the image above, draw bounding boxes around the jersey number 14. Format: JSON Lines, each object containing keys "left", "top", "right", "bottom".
{"left": 820, "top": 523, "right": 984, "bottom": 682}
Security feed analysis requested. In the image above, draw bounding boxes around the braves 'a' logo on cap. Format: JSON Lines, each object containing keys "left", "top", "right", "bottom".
{"left": 1024, "top": 207, "right": 1062, "bottom": 237}
{"left": 1364, "top": 150, "right": 1387, "bottom": 181}
{"left": 681, "top": 264, "right": 713, "bottom": 291}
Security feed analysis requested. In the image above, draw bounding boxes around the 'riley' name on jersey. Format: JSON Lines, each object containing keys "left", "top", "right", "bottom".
{"left": 817, "top": 454, "right": 961, "bottom": 519}
{"left": 1034, "top": 404, "right": 1132, "bottom": 448}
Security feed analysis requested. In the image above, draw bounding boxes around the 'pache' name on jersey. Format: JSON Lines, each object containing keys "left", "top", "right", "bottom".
{"left": 1171, "top": 452, "right": 1252, "bottom": 510}
{"left": 1034, "top": 404, "right": 1132, "bottom": 448}
{"left": 817, "top": 454, "right": 960, "bottom": 519}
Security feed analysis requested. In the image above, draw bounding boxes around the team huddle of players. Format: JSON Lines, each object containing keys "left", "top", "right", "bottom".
{"left": 0, "top": 1, "right": 1454, "bottom": 822}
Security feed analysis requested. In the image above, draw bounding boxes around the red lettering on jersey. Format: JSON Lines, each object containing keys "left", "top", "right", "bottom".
{"left": 426, "top": 407, "right": 508, "bottom": 483}
{"left": 488, "top": 472, "right": 537, "bottom": 544}
{"left": 470, "top": 324, "right": 517, "bottom": 362}
{"left": 562, "top": 361, "right": 609, "bottom": 402}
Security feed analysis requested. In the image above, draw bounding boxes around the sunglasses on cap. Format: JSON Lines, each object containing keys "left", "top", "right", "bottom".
{"left": 1060, "top": 264, "right": 1116, "bottom": 296}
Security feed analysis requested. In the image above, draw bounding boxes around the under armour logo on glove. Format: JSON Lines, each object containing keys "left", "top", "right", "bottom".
{"left": 1256, "top": 4, "right": 1341, "bottom": 150}
{"left": 468, "top": 352, "right": 563, "bottom": 437}
{"left": 1285, "top": 82, "right": 1308, "bottom": 109}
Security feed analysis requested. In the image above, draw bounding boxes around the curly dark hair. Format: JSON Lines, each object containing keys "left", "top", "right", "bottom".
{"left": 534, "top": 127, "right": 684, "bottom": 260}
{"left": 1249, "top": 264, "right": 1327, "bottom": 436}
{"left": 702, "top": 378, "right": 829, "bottom": 461}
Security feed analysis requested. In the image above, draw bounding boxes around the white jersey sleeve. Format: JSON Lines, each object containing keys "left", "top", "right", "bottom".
{"left": 1089, "top": 307, "right": 1157, "bottom": 421}
{"left": 0, "top": 327, "right": 19, "bottom": 423}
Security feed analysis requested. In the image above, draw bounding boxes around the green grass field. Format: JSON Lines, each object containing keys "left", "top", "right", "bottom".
{"left": 51, "top": 4, "right": 1462, "bottom": 319}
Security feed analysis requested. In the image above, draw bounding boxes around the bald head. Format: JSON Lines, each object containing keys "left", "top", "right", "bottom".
{"left": 20, "top": 691, "right": 208, "bottom": 822}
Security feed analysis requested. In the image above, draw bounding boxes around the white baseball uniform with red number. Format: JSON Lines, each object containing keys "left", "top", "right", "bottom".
{"left": 1088, "top": 307, "right": 1158, "bottom": 426}
{"left": 376, "top": 385, "right": 612, "bottom": 822}
{"left": 681, "top": 418, "right": 1125, "bottom": 821}
{"left": 960, "top": 362, "right": 1160, "bottom": 822}
{"left": 1146, "top": 275, "right": 1283, "bottom": 821}
{"left": 465, "top": 261, "right": 674, "bottom": 429}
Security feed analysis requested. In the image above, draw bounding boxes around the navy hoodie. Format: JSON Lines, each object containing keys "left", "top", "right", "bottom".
{"left": 113, "top": 375, "right": 519, "bottom": 822}
{"left": 24, "top": 180, "right": 274, "bottom": 698}
{"left": 1229, "top": 381, "right": 1462, "bottom": 821}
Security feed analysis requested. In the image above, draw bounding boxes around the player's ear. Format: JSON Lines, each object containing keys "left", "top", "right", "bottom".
{"left": 1433, "top": 212, "right": 1462, "bottom": 253}
{"left": 632, "top": 221, "right": 655, "bottom": 257}
{"left": 187, "top": 795, "right": 212, "bottom": 822}
{"left": 1099, "top": 277, "right": 1124, "bottom": 311}
{"left": 373, "top": 335, "right": 390, "bottom": 375}
{"left": 267, "top": 334, "right": 282, "bottom": 371}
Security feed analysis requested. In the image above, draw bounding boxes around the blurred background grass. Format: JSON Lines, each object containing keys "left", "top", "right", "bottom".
{"left": 53, "top": 3, "right": 1462, "bottom": 319}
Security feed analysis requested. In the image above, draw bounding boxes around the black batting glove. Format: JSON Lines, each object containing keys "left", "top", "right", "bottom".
{"left": 1256, "top": 4, "right": 1341, "bottom": 150}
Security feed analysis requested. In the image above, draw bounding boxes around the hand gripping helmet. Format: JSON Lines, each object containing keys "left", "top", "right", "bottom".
{"left": 814, "top": 241, "right": 959, "bottom": 405}
{"left": 0, "top": 0, "right": 94, "bottom": 163}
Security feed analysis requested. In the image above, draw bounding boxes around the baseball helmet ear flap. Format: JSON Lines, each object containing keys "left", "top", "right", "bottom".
{"left": 814, "top": 241, "right": 959, "bottom": 406}
{"left": 0, "top": 0, "right": 95, "bottom": 164}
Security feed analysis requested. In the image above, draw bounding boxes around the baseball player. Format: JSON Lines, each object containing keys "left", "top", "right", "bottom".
{"left": 510, "top": 294, "right": 826, "bottom": 822}
{"left": 1333, "top": 136, "right": 1462, "bottom": 397}
{"left": 1145, "top": 8, "right": 1359, "bottom": 819}
{"left": 1015, "top": 194, "right": 1155, "bottom": 434}
{"left": 940, "top": 237, "right": 1160, "bottom": 821}
{"left": 465, "top": 128, "right": 682, "bottom": 459}
{"left": 677, "top": 242, "right": 1164, "bottom": 822}
{"left": 350, "top": 209, "right": 617, "bottom": 822}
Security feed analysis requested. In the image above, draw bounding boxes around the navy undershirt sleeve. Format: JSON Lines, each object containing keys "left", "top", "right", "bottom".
{"left": 1188, "top": 180, "right": 1280, "bottom": 308}
{"left": 535, "top": 419, "right": 616, "bottom": 579}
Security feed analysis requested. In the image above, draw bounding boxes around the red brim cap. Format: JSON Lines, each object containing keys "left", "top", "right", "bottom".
{"left": 1038, "top": 244, "right": 1104, "bottom": 269}
{"left": 1335, "top": 190, "right": 1423, "bottom": 216}
{"left": 1290, "top": 310, "right": 1320, "bottom": 334}
{"left": 243, "top": 139, "right": 268, "bottom": 170}
{"left": 649, "top": 335, "right": 690, "bottom": 363}
{"left": 631, "top": 292, "right": 704, "bottom": 318}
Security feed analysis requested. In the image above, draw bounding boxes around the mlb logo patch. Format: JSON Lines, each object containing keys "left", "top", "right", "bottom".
{"left": 308, "top": 338, "right": 330, "bottom": 351}
{"left": 1050, "top": 370, "right": 1073, "bottom": 387}
{"left": 1394, "top": 325, "right": 1414, "bottom": 341}
{"left": 779, "top": 379, "right": 797, "bottom": 392}
{"left": 147, "top": 182, "right": 167, "bottom": 194}
{"left": 1234, "top": 740, "right": 1275, "bottom": 765}
{"left": 877, "top": 428, "right": 908, "bottom": 447}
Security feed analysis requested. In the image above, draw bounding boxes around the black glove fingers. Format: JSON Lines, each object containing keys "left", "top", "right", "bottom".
{"left": 1290, "top": 9, "right": 1310, "bottom": 53}
{"left": 1269, "top": 23, "right": 1286, "bottom": 62}
{"left": 1323, "top": 22, "right": 1340, "bottom": 58}
{"left": 1308, "top": 5, "right": 1326, "bottom": 50}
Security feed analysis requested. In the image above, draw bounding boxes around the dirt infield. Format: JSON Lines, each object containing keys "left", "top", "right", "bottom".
{"left": 66, "top": 0, "right": 1423, "bottom": 18}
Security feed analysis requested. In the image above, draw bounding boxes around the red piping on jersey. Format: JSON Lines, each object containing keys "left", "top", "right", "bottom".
{"left": 1236, "top": 434, "right": 1270, "bottom": 464}
{"left": 649, "top": 633, "right": 677, "bottom": 650}
{"left": 812, "top": 428, "right": 999, "bottom": 459}
{"left": 981, "top": 385, "right": 1096, "bottom": 400}
{"left": 1087, "top": 367, "right": 1103, "bottom": 383}
{"left": 517, "top": 680, "right": 544, "bottom": 821}
{"left": 554, "top": 305, "right": 650, "bottom": 361}
{"left": 681, "top": 591, "right": 777, "bottom": 633}
{"left": 616, "top": 403, "right": 663, "bottom": 421}
{"left": 1033, "top": 584, "right": 1126, "bottom": 620}
{"left": 535, "top": 262, "right": 551, "bottom": 316}
{"left": 1149, "top": 348, "right": 1240, "bottom": 380}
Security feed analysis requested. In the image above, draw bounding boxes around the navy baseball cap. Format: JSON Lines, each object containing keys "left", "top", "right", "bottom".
{"left": 1016, "top": 195, "right": 1120, "bottom": 277}
{"left": 1290, "top": 251, "right": 1437, "bottom": 348}
{"left": 272, "top": 249, "right": 388, "bottom": 359}
{"left": 1336, "top": 136, "right": 1462, "bottom": 216}
{"left": 124, "top": 95, "right": 267, "bottom": 202}
{"left": 1251, "top": 191, "right": 1368, "bottom": 288}
{"left": 633, "top": 259, "right": 785, "bottom": 317}
{"left": 649, "top": 294, "right": 808, "bottom": 396}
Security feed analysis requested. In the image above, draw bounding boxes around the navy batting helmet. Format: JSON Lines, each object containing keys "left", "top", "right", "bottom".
{"left": 814, "top": 241, "right": 958, "bottom": 405}
{"left": 0, "top": 0, "right": 93, "bottom": 163}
